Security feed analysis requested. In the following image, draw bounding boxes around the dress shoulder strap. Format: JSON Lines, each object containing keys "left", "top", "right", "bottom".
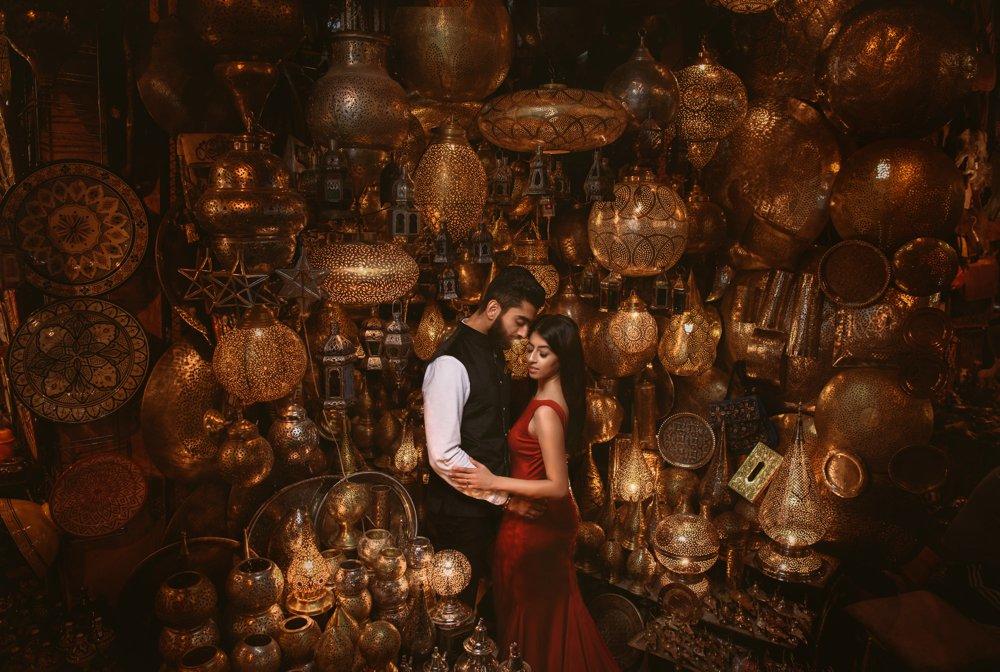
{"left": 531, "top": 399, "right": 568, "bottom": 427}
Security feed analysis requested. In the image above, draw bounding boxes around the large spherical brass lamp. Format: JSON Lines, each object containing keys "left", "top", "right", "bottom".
{"left": 413, "top": 119, "right": 488, "bottom": 241}
{"left": 213, "top": 306, "right": 307, "bottom": 404}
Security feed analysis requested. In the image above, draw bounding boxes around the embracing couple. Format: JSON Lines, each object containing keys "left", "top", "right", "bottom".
{"left": 422, "top": 267, "right": 620, "bottom": 672}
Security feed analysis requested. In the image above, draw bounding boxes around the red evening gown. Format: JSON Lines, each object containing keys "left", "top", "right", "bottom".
{"left": 493, "top": 399, "right": 621, "bottom": 672}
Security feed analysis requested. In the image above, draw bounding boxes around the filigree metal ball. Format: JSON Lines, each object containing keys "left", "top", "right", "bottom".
{"left": 413, "top": 121, "right": 488, "bottom": 241}
{"left": 307, "top": 242, "right": 419, "bottom": 308}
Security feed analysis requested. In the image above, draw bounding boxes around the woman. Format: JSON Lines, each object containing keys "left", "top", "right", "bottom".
{"left": 450, "top": 315, "right": 620, "bottom": 672}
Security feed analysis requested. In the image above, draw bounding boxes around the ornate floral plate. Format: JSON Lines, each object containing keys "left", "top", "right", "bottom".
{"left": 51, "top": 451, "right": 148, "bottom": 537}
{"left": 2, "top": 160, "right": 148, "bottom": 296}
{"left": 656, "top": 412, "right": 716, "bottom": 469}
{"left": 7, "top": 298, "right": 149, "bottom": 423}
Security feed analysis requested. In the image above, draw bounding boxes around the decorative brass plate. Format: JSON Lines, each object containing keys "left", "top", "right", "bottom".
{"left": 2, "top": 160, "right": 148, "bottom": 296}
{"left": 587, "top": 592, "right": 643, "bottom": 670}
{"left": 821, "top": 449, "right": 867, "bottom": 499}
{"left": 656, "top": 412, "right": 715, "bottom": 469}
{"left": 51, "top": 451, "right": 148, "bottom": 537}
{"left": 818, "top": 239, "right": 890, "bottom": 308}
{"left": 7, "top": 298, "right": 149, "bottom": 423}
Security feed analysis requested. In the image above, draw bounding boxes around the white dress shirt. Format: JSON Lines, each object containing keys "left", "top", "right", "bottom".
{"left": 422, "top": 354, "right": 509, "bottom": 506}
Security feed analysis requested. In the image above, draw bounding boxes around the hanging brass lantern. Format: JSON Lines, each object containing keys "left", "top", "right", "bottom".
{"left": 413, "top": 119, "right": 488, "bottom": 241}
{"left": 603, "top": 35, "right": 679, "bottom": 130}
{"left": 213, "top": 306, "right": 308, "bottom": 405}
{"left": 550, "top": 201, "right": 591, "bottom": 267}
{"left": 307, "top": 32, "right": 408, "bottom": 151}
{"left": 583, "top": 382, "right": 624, "bottom": 447}
{"left": 194, "top": 134, "right": 308, "bottom": 273}
{"left": 307, "top": 242, "right": 419, "bottom": 308}
{"left": 588, "top": 167, "right": 689, "bottom": 278}
{"left": 477, "top": 83, "right": 629, "bottom": 154}
{"left": 758, "top": 410, "right": 828, "bottom": 579}
{"left": 658, "top": 271, "right": 722, "bottom": 377}
{"left": 582, "top": 291, "right": 659, "bottom": 379}
{"left": 512, "top": 239, "right": 559, "bottom": 299}
{"left": 361, "top": 309, "right": 386, "bottom": 372}
{"left": 829, "top": 140, "right": 964, "bottom": 252}
{"left": 413, "top": 300, "right": 455, "bottom": 362}
{"left": 675, "top": 44, "right": 747, "bottom": 144}
{"left": 321, "top": 321, "right": 356, "bottom": 412}
{"left": 391, "top": 0, "right": 512, "bottom": 103}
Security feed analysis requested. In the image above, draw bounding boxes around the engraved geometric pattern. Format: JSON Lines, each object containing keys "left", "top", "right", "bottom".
{"left": 51, "top": 451, "right": 148, "bottom": 538}
{"left": 4, "top": 160, "right": 148, "bottom": 296}
{"left": 656, "top": 413, "right": 716, "bottom": 469}
{"left": 7, "top": 298, "right": 149, "bottom": 423}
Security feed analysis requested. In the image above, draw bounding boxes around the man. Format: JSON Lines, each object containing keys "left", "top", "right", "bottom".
{"left": 422, "top": 266, "right": 547, "bottom": 610}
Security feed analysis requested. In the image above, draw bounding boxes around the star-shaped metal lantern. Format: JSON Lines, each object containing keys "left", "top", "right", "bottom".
{"left": 211, "top": 255, "right": 269, "bottom": 310}
{"left": 275, "top": 252, "right": 329, "bottom": 312}
{"left": 178, "top": 250, "right": 221, "bottom": 311}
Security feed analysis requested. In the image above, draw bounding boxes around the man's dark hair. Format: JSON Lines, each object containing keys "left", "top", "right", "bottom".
{"left": 478, "top": 265, "right": 546, "bottom": 311}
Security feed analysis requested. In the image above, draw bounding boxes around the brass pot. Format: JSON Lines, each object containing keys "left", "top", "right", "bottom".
{"left": 277, "top": 615, "right": 321, "bottom": 668}
{"left": 815, "top": 366, "right": 933, "bottom": 474}
{"left": 268, "top": 404, "right": 325, "bottom": 482}
{"left": 333, "top": 559, "right": 370, "bottom": 597}
{"left": 179, "top": 644, "right": 230, "bottom": 672}
{"left": 159, "top": 620, "right": 220, "bottom": 665}
{"left": 358, "top": 529, "right": 393, "bottom": 570}
{"left": 232, "top": 634, "right": 281, "bottom": 672}
{"left": 213, "top": 306, "right": 307, "bottom": 404}
{"left": 155, "top": 571, "right": 218, "bottom": 629}
{"left": 226, "top": 556, "right": 285, "bottom": 613}
{"left": 588, "top": 167, "right": 688, "bottom": 278}
{"left": 307, "top": 241, "right": 419, "bottom": 308}
{"left": 228, "top": 603, "right": 285, "bottom": 642}
{"left": 307, "top": 32, "right": 407, "bottom": 151}
{"left": 373, "top": 547, "right": 407, "bottom": 581}
{"left": 194, "top": 134, "right": 307, "bottom": 273}
{"left": 604, "top": 36, "right": 679, "bottom": 129}
{"left": 180, "top": 0, "right": 303, "bottom": 61}
{"left": 357, "top": 621, "right": 401, "bottom": 670}
{"left": 314, "top": 628, "right": 354, "bottom": 672}
{"left": 322, "top": 483, "right": 370, "bottom": 552}
{"left": 338, "top": 592, "right": 373, "bottom": 624}
{"left": 818, "top": 0, "right": 992, "bottom": 137}
{"left": 217, "top": 420, "right": 274, "bottom": 488}
{"left": 829, "top": 140, "right": 964, "bottom": 251}
{"left": 477, "top": 83, "right": 629, "bottom": 154}
{"left": 392, "top": 0, "right": 512, "bottom": 103}
{"left": 141, "top": 339, "right": 225, "bottom": 482}
{"left": 371, "top": 576, "right": 409, "bottom": 607}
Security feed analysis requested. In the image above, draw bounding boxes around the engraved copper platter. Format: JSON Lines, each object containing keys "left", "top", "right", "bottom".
{"left": 902, "top": 308, "right": 952, "bottom": 354}
{"left": 656, "top": 412, "right": 716, "bottom": 469}
{"left": 892, "top": 237, "right": 959, "bottom": 297}
{"left": 587, "top": 592, "right": 643, "bottom": 670}
{"left": 2, "top": 161, "right": 148, "bottom": 296}
{"left": 818, "top": 239, "right": 890, "bottom": 308}
{"left": 7, "top": 298, "right": 149, "bottom": 423}
{"left": 51, "top": 451, "right": 148, "bottom": 537}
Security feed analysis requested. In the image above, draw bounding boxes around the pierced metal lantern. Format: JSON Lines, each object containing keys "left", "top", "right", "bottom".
{"left": 318, "top": 140, "right": 351, "bottom": 210}
{"left": 471, "top": 221, "right": 494, "bottom": 264}
{"left": 434, "top": 227, "right": 454, "bottom": 265}
{"left": 487, "top": 155, "right": 513, "bottom": 205}
{"left": 599, "top": 271, "right": 623, "bottom": 312}
{"left": 524, "top": 146, "right": 549, "bottom": 196}
{"left": 383, "top": 301, "right": 414, "bottom": 382}
{"left": 579, "top": 261, "right": 602, "bottom": 300}
{"left": 550, "top": 161, "right": 570, "bottom": 199}
{"left": 322, "top": 321, "right": 358, "bottom": 410}
{"left": 361, "top": 309, "right": 385, "bottom": 372}
{"left": 438, "top": 266, "right": 459, "bottom": 301}
{"left": 414, "top": 119, "right": 488, "bottom": 241}
{"left": 583, "top": 150, "right": 607, "bottom": 202}
{"left": 390, "top": 164, "right": 421, "bottom": 239}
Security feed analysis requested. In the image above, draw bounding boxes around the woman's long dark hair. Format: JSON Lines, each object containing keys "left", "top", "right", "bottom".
{"left": 529, "top": 314, "right": 585, "bottom": 457}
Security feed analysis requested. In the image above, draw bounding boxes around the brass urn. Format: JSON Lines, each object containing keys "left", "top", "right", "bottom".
{"left": 307, "top": 32, "right": 408, "bottom": 151}
{"left": 194, "top": 134, "right": 308, "bottom": 273}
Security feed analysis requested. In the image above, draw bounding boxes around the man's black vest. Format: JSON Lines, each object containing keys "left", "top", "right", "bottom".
{"left": 425, "top": 322, "right": 511, "bottom": 518}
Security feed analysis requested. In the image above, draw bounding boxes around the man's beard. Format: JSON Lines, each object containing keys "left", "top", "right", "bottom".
{"left": 488, "top": 317, "right": 510, "bottom": 348}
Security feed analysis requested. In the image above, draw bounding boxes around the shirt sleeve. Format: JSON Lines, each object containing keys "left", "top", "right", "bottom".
{"left": 422, "top": 355, "right": 509, "bottom": 506}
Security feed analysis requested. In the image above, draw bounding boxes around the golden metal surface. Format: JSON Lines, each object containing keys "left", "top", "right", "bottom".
{"left": 307, "top": 242, "right": 419, "bottom": 308}
{"left": 413, "top": 120, "right": 487, "bottom": 241}
{"left": 728, "top": 442, "right": 783, "bottom": 503}
{"left": 581, "top": 292, "right": 659, "bottom": 378}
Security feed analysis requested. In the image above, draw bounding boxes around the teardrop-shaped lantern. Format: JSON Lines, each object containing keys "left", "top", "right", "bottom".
{"left": 658, "top": 271, "right": 722, "bottom": 377}
{"left": 413, "top": 119, "right": 488, "bottom": 241}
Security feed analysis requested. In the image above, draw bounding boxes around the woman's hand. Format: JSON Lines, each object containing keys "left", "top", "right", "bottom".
{"left": 449, "top": 459, "right": 497, "bottom": 491}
